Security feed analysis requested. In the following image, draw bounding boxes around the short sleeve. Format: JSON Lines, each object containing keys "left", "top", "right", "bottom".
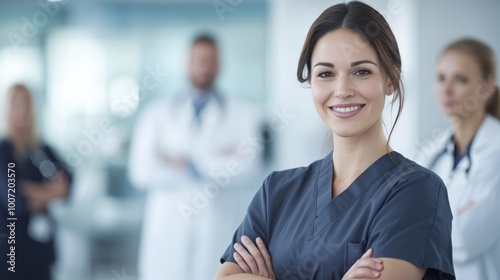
{"left": 43, "top": 144, "right": 73, "bottom": 185}
{"left": 367, "top": 171, "right": 455, "bottom": 279}
{"left": 220, "top": 174, "right": 271, "bottom": 264}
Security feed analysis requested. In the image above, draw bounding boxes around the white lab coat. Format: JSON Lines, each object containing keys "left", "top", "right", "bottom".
{"left": 128, "top": 92, "right": 263, "bottom": 280}
{"left": 415, "top": 115, "right": 500, "bottom": 280}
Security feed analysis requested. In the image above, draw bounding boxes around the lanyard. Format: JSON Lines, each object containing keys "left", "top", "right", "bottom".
{"left": 29, "top": 148, "right": 57, "bottom": 178}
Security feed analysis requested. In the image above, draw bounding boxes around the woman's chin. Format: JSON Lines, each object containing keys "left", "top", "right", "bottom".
{"left": 331, "top": 129, "right": 358, "bottom": 138}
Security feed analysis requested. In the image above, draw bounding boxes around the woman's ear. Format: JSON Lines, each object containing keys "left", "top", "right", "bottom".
{"left": 478, "top": 77, "right": 496, "bottom": 101}
{"left": 386, "top": 69, "right": 401, "bottom": 96}
{"left": 486, "top": 77, "right": 496, "bottom": 96}
{"left": 386, "top": 78, "right": 394, "bottom": 96}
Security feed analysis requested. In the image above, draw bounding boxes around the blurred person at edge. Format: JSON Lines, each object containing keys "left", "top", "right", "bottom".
{"left": 0, "top": 84, "right": 72, "bottom": 280}
{"left": 415, "top": 38, "right": 500, "bottom": 280}
{"left": 128, "top": 34, "right": 262, "bottom": 280}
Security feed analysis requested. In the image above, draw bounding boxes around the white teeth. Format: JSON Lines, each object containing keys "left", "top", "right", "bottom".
{"left": 333, "top": 106, "right": 361, "bottom": 113}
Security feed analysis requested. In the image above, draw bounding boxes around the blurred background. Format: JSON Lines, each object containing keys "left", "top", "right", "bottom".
{"left": 0, "top": 0, "right": 499, "bottom": 279}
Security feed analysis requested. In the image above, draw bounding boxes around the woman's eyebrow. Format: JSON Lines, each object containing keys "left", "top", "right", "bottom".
{"left": 313, "top": 60, "right": 378, "bottom": 68}
{"left": 351, "top": 60, "right": 377, "bottom": 67}
{"left": 313, "top": 62, "right": 334, "bottom": 68}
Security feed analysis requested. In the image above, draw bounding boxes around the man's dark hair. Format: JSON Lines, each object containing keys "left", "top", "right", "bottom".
{"left": 192, "top": 34, "right": 218, "bottom": 49}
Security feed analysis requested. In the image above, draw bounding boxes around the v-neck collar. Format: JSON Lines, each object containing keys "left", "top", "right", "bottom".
{"left": 313, "top": 150, "right": 403, "bottom": 237}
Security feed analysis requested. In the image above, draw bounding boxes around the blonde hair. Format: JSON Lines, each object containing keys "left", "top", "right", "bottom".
{"left": 443, "top": 38, "right": 500, "bottom": 119}
{"left": 6, "top": 83, "right": 40, "bottom": 154}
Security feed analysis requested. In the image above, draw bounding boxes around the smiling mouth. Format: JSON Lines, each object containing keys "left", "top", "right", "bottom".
{"left": 331, "top": 105, "right": 363, "bottom": 113}
{"left": 329, "top": 104, "right": 365, "bottom": 118}
{"left": 443, "top": 101, "right": 455, "bottom": 107}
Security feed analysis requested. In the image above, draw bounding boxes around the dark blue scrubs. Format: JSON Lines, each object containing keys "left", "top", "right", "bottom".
{"left": 0, "top": 139, "right": 72, "bottom": 280}
{"left": 221, "top": 151, "right": 455, "bottom": 279}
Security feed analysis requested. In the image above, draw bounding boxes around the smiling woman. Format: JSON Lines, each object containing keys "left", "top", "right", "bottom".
{"left": 309, "top": 30, "right": 390, "bottom": 143}
{"left": 297, "top": 1, "right": 404, "bottom": 148}
{"left": 214, "top": 1, "right": 455, "bottom": 280}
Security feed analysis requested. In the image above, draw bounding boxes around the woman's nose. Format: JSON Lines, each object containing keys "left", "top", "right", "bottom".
{"left": 334, "top": 75, "right": 354, "bottom": 99}
{"left": 439, "top": 80, "right": 454, "bottom": 96}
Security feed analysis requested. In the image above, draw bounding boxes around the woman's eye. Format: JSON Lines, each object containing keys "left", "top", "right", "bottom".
{"left": 318, "top": 71, "right": 333, "bottom": 78}
{"left": 456, "top": 76, "right": 469, "bottom": 84}
{"left": 354, "top": 69, "right": 372, "bottom": 76}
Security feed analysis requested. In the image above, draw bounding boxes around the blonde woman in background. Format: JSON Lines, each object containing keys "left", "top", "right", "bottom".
{"left": 0, "top": 84, "right": 72, "bottom": 280}
{"left": 416, "top": 39, "right": 500, "bottom": 280}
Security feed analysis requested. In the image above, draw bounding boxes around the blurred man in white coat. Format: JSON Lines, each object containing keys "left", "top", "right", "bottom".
{"left": 128, "top": 34, "right": 263, "bottom": 280}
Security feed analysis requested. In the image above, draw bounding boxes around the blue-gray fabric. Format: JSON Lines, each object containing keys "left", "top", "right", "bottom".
{"left": 192, "top": 88, "right": 215, "bottom": 122}
{"left": 452, "top": 136, "right": 474, "bottom": 170}
{"left": 221, "top": 151, "right": 455, "bottom": 279}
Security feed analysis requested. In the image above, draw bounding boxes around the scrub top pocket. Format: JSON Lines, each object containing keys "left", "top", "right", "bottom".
{"left": 344, "top": 241, "right": 366, "bottom": 272}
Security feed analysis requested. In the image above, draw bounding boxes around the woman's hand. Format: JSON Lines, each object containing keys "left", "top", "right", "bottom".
{"left": 342, "top": 248, "right": 384, "bottom": 279}
{"left": 21, "top": 170, "right": 69, "bottom": 212}
{"left": 21, "top": 181, "right": 48, "bottom": 212}
{"left": 233, "top": 235, "right": 276, "bottom": 279}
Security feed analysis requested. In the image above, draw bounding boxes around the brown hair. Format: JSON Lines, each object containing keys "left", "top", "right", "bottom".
{"left": 192, "top": 33, "right": 218, "bottom": 49}
{"left": 6, "top": 83, "right": 40, "bottom": 154}
{"left": 442, "top": 38, "right": 499, "bottom": 119}
{"left": 297, "top": 1, "right": 404, "bottom": 145}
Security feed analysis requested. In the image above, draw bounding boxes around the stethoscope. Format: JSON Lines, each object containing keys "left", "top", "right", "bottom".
{"left": 28, "top": 148, "right": 58, "bottom": 179}
{"left": 428, "top": 135, "right": 473, "bottom": 185}
{"left": 13, "top": 146, "right": 59, "bottom": 180}
{"left": 427, "top": 136, "right": 478, "bottom": 215}
{"left": 15, "top": 147, "right": 61, "bottom": 243}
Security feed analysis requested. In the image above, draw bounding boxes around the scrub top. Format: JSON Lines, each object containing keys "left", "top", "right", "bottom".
{"left": 221, "top": 151, "right": 455, "bottom": 279}
{"left": 0, "top": 139, "right": 72, "bottom": 280}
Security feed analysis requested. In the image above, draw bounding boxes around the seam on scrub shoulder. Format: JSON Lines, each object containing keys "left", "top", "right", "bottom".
{"left": 313, "top": 161, "right": 322, "bottom": 236}
{"left": 264, "top": 172, "right": 274, "bottom": 233}
{"left": 422, "top": 177, "right": 441, "bottom": 268}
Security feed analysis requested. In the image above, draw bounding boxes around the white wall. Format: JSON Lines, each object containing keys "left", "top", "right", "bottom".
{"left": 267, "top": 0, "right": 331, "bottom": 170}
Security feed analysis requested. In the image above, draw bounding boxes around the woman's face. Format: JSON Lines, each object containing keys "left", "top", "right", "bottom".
{"left": 310, "top": 29, "right": 392, "bottom": 138}
{"left": 9, "top": 89, "right": 33, "bottom": 129}
{"left": 435, "top": 51, "right": 490, "bottom": 118}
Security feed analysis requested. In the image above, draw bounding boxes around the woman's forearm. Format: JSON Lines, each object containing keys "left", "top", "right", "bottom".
{"left": 216, "top": 274, "right": 272, "bottom": 280}
{"left": 214, "top": 262, "right": 273, "bottom": 280}
{"left": 215, "top": 273, "right": 272, "bottom": 280}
